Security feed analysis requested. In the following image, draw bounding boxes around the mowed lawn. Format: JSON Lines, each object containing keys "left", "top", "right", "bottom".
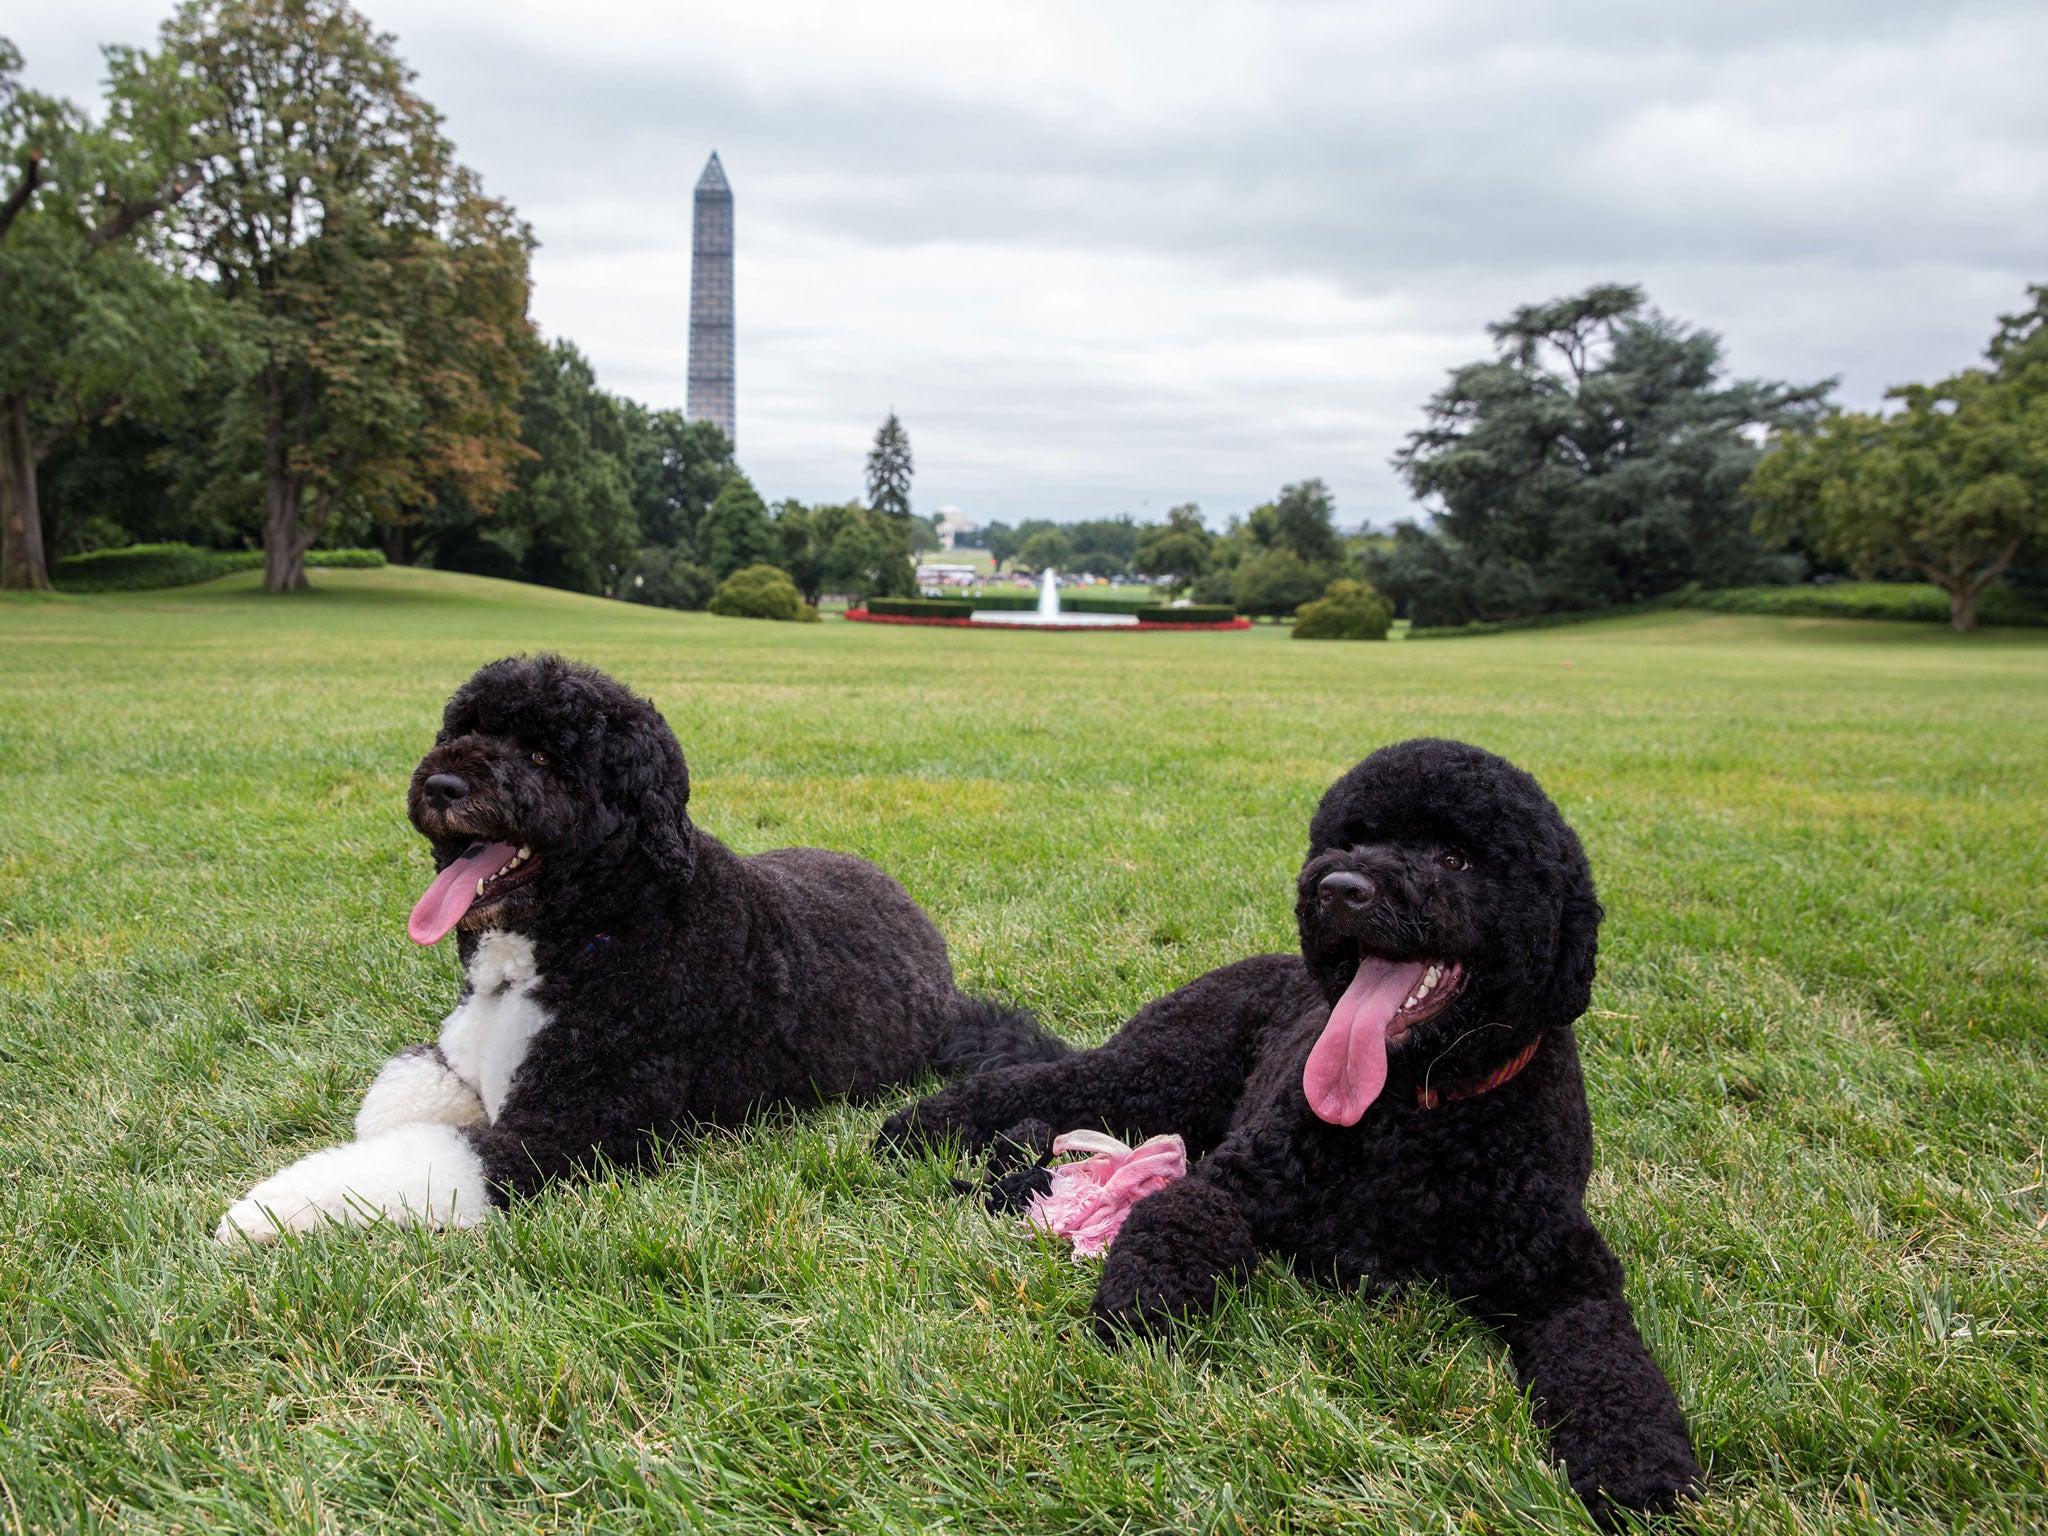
{"left": 1, "top": 566, "right": 2045, "bottom": 1534}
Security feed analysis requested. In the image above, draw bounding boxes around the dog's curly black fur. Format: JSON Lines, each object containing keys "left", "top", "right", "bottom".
{"left": 405, "top": 654, "right": 1065, "bottom": 1199}
{"left": 880, "top": 739, "right": 1701, "bottom": 1526}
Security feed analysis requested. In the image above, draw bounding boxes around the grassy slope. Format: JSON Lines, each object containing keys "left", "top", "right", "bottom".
{"left": 1, "top": 566, "right": 2044, "bottom": 1534}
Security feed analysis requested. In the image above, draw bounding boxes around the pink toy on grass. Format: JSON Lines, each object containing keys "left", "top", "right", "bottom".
{"left": 1024, "top": 1130, "right": 1188, "bottom": 1260}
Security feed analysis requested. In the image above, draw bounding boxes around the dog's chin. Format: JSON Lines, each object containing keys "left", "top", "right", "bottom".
{"left": 457, "top": 884, "right": 543, "bottom": 933}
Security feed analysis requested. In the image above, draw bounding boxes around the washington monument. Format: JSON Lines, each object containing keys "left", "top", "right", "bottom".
{"left": 687, "top": 152, "right": 735, "bottom": 445}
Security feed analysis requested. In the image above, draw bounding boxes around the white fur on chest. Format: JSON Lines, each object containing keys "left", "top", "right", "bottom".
{"left": 438, "top": 931, "right": 551, "bottom": 1122}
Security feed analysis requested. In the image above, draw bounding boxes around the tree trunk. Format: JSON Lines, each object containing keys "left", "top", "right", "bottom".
{"left": 0, "top": 392, "right": 51, "bottom": 592}
{"left": 1947, "top": 583, "right": 1978, "bottom": 632}
{"left": 262, "top": 471, "right": 313, "bottom": 592}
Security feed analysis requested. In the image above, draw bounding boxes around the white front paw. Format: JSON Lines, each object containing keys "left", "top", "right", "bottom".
{"left": 214, "top": 1123, "right": 494, "bottom": 1245}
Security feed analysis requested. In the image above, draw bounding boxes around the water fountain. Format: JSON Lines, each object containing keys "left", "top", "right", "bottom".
{"left": 970, "top": 569, "right": 1136, "bottom": 627}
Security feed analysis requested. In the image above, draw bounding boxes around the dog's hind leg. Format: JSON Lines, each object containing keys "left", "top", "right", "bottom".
{"left": 877, "top": 956, "right": 1296, "bottom": 1162}
{"left": 354, "top": 1045, "right": 486, "bottom": 1138}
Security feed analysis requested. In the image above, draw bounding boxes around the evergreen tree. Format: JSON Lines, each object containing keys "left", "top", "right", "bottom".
{"left": 1376, "top": 284, "right": 1831, "bottom": 626}
{"left": 865, "top": 411, "right": 912, "bottom": 522}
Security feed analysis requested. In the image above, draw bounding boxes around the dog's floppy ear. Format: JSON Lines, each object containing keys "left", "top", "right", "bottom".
{"left": 602, "top": 696, "right": 696, "bottom": 883}
{"left": 1548, "top": 827, "right": 1603, "bottom": 1030}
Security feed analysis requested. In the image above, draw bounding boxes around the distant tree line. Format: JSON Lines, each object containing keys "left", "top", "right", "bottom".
{"left": 1367, "top": 282, "right": 2046, "bottom": 632}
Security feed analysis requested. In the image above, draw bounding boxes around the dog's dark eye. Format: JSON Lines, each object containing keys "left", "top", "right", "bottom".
{"left": 531, "top": 752, "right": 551, "bottom": 767}
{"left": 1439, "top": 850, "right": 1469, "bottom": 871}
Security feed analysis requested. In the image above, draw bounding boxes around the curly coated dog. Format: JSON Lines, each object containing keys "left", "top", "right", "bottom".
{"left": 881, "top": 739, "right": 1701, "bottom": 1525}
{"left": 219, "top": 654, "right": 1062, "bottom": 1243}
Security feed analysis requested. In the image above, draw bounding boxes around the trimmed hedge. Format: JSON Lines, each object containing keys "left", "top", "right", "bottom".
{"left": 1680, "top": 582, "right": 2048, "bottom": 627}
{"left": 866, "top": 597, "right": 977, "bottom": 618}
{"left": 1140, "top": 605, "right": 1235, "bottom": 624}
{"left": 1408, "top": 581, "right": 2048, "bottom": 639}
{"left": 962, "top": 589, "right": 1164, "bottom": 613}
{"left": 52, "top": 543, "right": 387, "bottom": 593}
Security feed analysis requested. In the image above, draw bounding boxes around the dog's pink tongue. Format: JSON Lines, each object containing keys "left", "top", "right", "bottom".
{"left": 408, "top": 842, "right": 518, "bottom": 945}
{"left": 1303, "top": 957, "right": 1428, "bottom": 1126}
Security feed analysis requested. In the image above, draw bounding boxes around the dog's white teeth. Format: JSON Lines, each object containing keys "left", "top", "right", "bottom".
{"left": 475, "top": 879, "right": 486, "bottom": 895}
{"left": 518, "top": 845, "right": 532, "bottom": 859}
{"left": 1425, "top": 965, "right": 1441, "bottom": 986}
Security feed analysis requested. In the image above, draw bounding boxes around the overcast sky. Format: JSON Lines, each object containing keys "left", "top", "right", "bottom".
{"left": 16, "top": 1, "right": 2048, "bottom": 527}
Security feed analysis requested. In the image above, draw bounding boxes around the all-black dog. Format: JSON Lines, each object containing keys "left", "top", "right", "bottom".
{"left": 880, "top": 739, "right": 1701, "bottom": 1525}
{"left": 219, "top": 654, "right": 1062, "bottom": 1243}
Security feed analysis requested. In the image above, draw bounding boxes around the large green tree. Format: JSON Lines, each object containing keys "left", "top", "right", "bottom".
{"left": 1132, "top": 504, "right": 1212, "bottom": 589}
{"left": 865, "top": 411, "right": 912, "bottom": 523}
{"left": 696, "top": 472, "right": 777, "bottom": 582}
{"left": 621, "top": 405, "right": 731, "bottom": 550}
{"left": 149, "top": 0, "right": 531, "bottom": 592}
{"left": 0, "top": 39, "right": 208, "bottom": 591}
{"left": 490, "top": 340, "right": 635, "bottom": 593}
{"left": 1376, "top": 283, "right": 1831, "bottom": 627}
{"left": 770, "top": 500, "right": 912, "bottom": 603}
{"left": 1751, "top": 287, "right": 2048, "bottom": 631}
{"left": 984, "top": 521, "right": 1020, "bottom": 573}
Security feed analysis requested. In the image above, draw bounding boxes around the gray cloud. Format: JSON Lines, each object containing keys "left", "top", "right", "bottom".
{"left": 17, "top": 1, "right": 2047, "bottom": 527}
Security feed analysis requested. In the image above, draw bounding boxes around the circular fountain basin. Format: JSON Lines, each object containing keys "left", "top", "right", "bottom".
{"left": 967, "top": 610, "right": 1137, "bottom": 627}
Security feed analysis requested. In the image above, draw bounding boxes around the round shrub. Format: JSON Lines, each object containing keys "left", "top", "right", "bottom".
{"left": 708, "top": 564, "right": 820, "bottom": 622}
{"left": 1293, "top": 578, "right": 1394, "bottom": 640}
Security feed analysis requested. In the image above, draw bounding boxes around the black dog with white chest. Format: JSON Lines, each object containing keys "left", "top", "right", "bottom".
{"left": 219, "top": 654, "right": 1061, "bottom": 1242}
{"left": 881, "top": 739, "right": 1702, "bottom": 1525}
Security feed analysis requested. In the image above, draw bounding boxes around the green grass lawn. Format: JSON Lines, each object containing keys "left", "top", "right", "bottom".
{"left": 2, "top": 566, "right": 2045, "bottom": 1533}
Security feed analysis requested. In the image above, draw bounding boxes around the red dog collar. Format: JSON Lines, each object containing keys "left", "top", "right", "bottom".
{"left": 1417, "top": 1035, "right": 1541, "bottom": 1109}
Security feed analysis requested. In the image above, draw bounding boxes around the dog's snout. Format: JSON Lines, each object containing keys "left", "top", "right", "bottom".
{"left": 422, "top": 772, "right": 470, "bottom": 811}
{"left": 1317, "top": 870, "right": 1377, "bottom": 911}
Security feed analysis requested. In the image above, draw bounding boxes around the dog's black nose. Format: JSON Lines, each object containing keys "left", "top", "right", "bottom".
{"left": 1318, "top": 870, "right": 1377, "bottom": 911}
{"left": 422, "top": 773, "right": 469, "bottom": 811}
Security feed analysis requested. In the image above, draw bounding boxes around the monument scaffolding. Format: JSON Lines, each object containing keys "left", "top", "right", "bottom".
{"left": 686, "top": 152, "right": 735, "bottom": 446}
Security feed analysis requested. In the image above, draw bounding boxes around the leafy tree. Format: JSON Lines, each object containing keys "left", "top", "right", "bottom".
{"left": 708, "top": 562, "right": 819, "bottom": 622}
{"left": 621, "top": 543, "right": 713, "bottom": 610}
{"left": 985, "top": 521, "right": 1020, "bottom": 572}
{"left": 1063, "top": 516, "right": 1139, "bottom": 576}
{"left": 492, "top": 340, "right": 635, "bottom": 593}
{"left": 1293, "top": 577, "right": 1393, "bottom": 640}
{"left": 1018, "top": 527, "right": 1070, "bottom": 573}
{"left": 1, "top": 39, "right": 210, "bottom": 591}
{"left": 696, "top": 472, "right": 776, "bottom": 582}
{"left": 909, "top": 513, "right": 940, "bottom": 554}
{"left": 1377, "top": 283, "right": 1831, "bottom": 626}
{"left": 1133, "top": 503, "right": 1212, "bottom": 588}
{"left": 866, "top": 411, "right": 912, "bottom": 522}
{"left": 1751, "top": 288, "right": 2048, "bottom": 631}
{"left": 1273, "top": 479, "right": 1344, "bottom": 567}
{"left": 1232, "top": 546, "right": 1324, "bottom": 619}
{"left": 622, "top": 406, "right": 730, "bottom": 549}
{"left": 148, "top": 0, "right": 532, "bottom": 592}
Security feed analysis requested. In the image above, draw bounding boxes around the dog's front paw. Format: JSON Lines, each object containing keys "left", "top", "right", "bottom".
{"left": 1087, "top": 1178, "right": 1258, "bottom": 1344}
{"left": 876, "top": 1097, "right": 991, "bottom": 1159}
{"left": 214, "top": 1125, "right": 493, "bottom": 1246}
{"left": 1574, "top": 1445, "right": 1703, "bottom": 1529}
{"left": 1090, "top": 1245, "right": 1220, "bottom": 1344}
